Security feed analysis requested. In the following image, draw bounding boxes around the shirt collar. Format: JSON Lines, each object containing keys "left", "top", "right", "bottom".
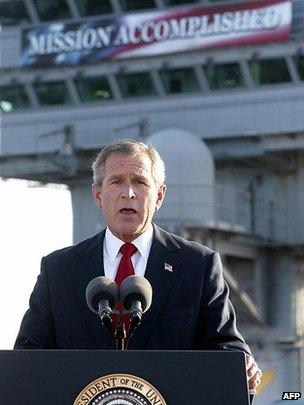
{"left": 105, "top": 225, "right": 153, "bottom": 263}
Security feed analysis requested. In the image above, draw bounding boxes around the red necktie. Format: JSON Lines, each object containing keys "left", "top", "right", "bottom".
{"left": 115, "top": 243, "right": 137, "bottom": 286}
{"left": 112, "top": 243, "right": 137, "bottom": 332}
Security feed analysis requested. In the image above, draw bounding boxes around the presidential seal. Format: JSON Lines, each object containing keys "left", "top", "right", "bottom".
{"left": 73, "top": 373, "right": 167, "bottom": 405}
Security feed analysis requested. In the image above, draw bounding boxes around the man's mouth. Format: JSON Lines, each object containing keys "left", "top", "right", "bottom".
{"left": 119, "top": 208, "right": 137, "bottom": 215}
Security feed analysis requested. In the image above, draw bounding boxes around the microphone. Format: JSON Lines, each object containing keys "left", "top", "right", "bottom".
{"left": 120, "top": 276, "right": 153, "bottom": 324}
{"left": 86, "top": 277, "right": 119, "bottom": 323}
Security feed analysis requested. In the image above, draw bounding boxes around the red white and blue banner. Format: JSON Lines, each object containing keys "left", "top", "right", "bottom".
{"left": 21, "top": 0, "right": 291, "bottom": 67}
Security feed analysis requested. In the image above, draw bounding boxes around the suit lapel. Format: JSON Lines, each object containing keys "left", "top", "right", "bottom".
{"left": 71, "top": 231, "right": 113, "bottom": 348}
{"left": 128, "top": 225, "right": 181, "bottom": 349}
{"left": 71, "top": 226, "right": 182, "bottom": 349}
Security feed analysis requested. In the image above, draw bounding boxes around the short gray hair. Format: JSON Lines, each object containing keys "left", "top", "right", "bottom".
{"left": 92, "top": 139, "right": 166, "bottom": 187}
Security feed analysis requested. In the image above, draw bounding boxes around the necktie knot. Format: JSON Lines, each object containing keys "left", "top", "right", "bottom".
{"left": 120, "top": 243, "right": 137, "bottom": 257}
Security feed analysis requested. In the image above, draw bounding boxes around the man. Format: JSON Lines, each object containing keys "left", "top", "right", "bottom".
{"left": 15, "top": 139, "right": 261, "bottom": 393}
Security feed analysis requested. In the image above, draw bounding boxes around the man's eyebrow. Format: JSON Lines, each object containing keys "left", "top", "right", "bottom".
{"left": 106, "top": 173, "right": 148, "bottom": 182}
{"left": 133, "top": 174, "right": 148, "bottom": 180}
{"left": 107, "top": 174, "right": 124, "bottom": 182}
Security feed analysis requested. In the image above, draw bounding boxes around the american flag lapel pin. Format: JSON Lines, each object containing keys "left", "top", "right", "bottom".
{"left": 164, "top": 263, "right": 173, "bottom": 272}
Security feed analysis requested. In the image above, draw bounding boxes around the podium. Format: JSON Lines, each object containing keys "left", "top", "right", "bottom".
{"left": 0, "top": 350, "right": 249, "bottom": 404}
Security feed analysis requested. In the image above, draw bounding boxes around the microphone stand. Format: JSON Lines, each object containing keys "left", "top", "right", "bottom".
{"left": 97, "top": 300, "right": 115, "bottom": 340}
{"left": 114, "top": 320, "right": 127, "bottom": 350}
{"left": 126, "top": 316, "right": 141, "bottom": 345}
{"left": 112, "top": 300, "right": 145, "bottom": 350}
{"left": 113, "top": 314, "right": 142, "bottom": 350}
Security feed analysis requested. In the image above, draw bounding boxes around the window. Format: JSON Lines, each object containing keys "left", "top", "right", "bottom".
{"left": 117, "top": 72, "right": 156, "bottom": 98}
{"left": 0, "top": 85, "right": 30, "bottom": 112}
{"left": 0, "top": 0, "right": 29, "bottom": 26}
{"left": 249, "top": 58, "right": 291, "bottom": 86}
{"left": 75, "top": 76, "right": 113, "bottom": 102}
{"left": 75, "top": 0, "right": 112, "bottom": 16}
{"left": 33, "top": 0, "right": 71, "bottom": 21}
{"left": 164, "top": 0, "right": 197, "bottom": 5}
{"left": 34, "top": 81, "right": 71, "bottom": 106}
{"left": 120, "top": 0, "right": 155, "bottom": 11}
{"left": 204, "top": 62, "right": 244, "bottom": 90}
{"left": 160, "top": 67, "right": 200, "bottom": 94}
{"left": 294, "top": 55, "right": 304, "bottom": 80}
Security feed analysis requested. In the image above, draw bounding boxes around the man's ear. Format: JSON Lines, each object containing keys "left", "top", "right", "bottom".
{"left": 155, "top": 184, "right": 167, "bottom": 211}
{"left": 92, "top": 183, "right": 102, "bottom": 209}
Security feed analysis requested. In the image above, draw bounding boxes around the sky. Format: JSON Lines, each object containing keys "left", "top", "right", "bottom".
{"left": 0, "top": 179, "right": 72, "bottom": 349}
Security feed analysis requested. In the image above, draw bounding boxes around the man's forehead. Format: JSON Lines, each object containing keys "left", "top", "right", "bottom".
{"left": 104, "top": 152, "right": 152, "bottom": 173}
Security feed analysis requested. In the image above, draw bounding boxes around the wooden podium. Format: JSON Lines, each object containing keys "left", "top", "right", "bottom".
{"left": 0, "top": 350, "right": 250, "bottom": 404}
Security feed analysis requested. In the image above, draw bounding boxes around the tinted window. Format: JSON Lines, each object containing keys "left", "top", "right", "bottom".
{"left": 75, "top": 76, "right": 113, "bottom": 102}
{"left": 120, "top": 0, "right": 155, "bottom": 11}
{"left": 33, "top": 0, "right": 71, "bottom": 21}
{"left": 75, "top": 0, "right": 112, "bottom": 16}
{"left": 249, "top": 58, "right": 291, "bottom": 85}
{"left": 117, "top": 72, "right": 156, "bottom": 98}
{"left": 164, "top": 0, "right": 197, "bottom": 5}
{"left": 0, "top": 0, "right": 29, "bottom": 26}
{"left": 0, "top": 85, "right": 30, "bottom": 112}
{"left": 160, "top": 68, "right": 200, "bottom": 94}
{"left": 34, "top": 81, "right": 71, "bottom": 106}
{"left": 294, "top": 55, "right": 304, "bottom": 80}
{"left": 205, "top": 63, "right": 244, "bottom": 90}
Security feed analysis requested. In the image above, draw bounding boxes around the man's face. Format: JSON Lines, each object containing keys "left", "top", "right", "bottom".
{"left": 92, "top": 152, "right": 166, "bottom": 242}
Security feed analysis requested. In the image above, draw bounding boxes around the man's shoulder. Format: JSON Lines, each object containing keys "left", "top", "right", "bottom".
{"left": 154, "top": 224, "right": 215, "bottom": 257}
{"left": 44, "top": 232, "right": 103, "bottom": 262}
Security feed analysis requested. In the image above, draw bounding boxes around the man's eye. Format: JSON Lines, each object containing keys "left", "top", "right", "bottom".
{"left": 135, "top": 179, "right": 146, "bottom": 185}
{"left": 110, "top": 179, "right": 120, "bottom": 185}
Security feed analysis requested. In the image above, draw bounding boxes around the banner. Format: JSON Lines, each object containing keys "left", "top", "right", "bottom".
{"left": 21, "top": 0, "right": 291, "bottom": 67}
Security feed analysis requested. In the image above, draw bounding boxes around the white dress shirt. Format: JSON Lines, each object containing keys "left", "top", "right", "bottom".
{"left": 103, "top": 225, "right": 153, "bottom": 279}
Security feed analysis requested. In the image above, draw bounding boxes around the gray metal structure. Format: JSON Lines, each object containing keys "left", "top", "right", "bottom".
{"left": 1, "top": 1, "right": 304, "bottom": 403}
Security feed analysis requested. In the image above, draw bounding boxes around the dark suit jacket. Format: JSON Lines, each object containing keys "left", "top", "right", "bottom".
{"left": 15, "top": 224, "right": 251, "bottom": 354}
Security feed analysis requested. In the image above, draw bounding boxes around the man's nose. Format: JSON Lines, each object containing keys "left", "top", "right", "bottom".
{"left": 121, "top": 184, "right": 135, "bottom": 199}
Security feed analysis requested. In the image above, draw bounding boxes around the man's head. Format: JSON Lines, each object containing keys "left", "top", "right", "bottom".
{"left": 92, "top": 139, "right": 166, "bottom": 242}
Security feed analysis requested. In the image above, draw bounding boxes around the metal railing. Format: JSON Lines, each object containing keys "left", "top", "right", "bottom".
{"left": 156, "top": 183, "right": 299, "bottom": 245}
{"left": 292, "top": 0, "right": 304, "bottom": 37}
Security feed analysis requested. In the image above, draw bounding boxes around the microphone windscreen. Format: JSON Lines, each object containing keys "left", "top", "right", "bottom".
{"left": 120, "top": 275, "right": 153, "bottom": 313}
{"left": 86, "top": 276, "right": 119, "bottom": 314}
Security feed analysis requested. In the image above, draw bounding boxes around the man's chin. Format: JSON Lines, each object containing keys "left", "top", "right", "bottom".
{"left": 113, "top": 224, "right": 143, "bottom": 242}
